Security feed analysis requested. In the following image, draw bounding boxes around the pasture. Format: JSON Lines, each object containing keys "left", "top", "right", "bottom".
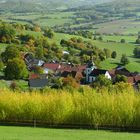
{"left": 100, "top": 35, "right": 137, "bottom": 43}
{"left": 0, "top": 126, "right": 140, "bottom": 140}
{"left": 94, "top": 19, "right": 140, "bottom": 35}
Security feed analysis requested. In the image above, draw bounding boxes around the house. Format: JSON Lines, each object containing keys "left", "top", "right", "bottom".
{"left": 29, "top": 79, "right": 48, "bottom": 88}
{"left": 88, "top": 69, "right": 111, "bottom": 83}
{"left": 28, "top": 74, "right": 48, "bottom": 88}
{"left": 85, "top": 61, "right": 111, "bottom": 83}
{"left": 125, "top": 75, "right": 140, "bottom": 86}
{"left": 115, "top": 66, "right": 131, "bottom": 76}
{"left": 134, "top": 75, "right": 140, "bottom": 83}
{"left": 24, "top": 53, "right": 44, "bottom": 70}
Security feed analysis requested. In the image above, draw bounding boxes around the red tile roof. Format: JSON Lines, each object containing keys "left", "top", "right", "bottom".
{"left": 43, "top": 63, "right": 61, "bottom": 71}
{"left": 134, "top": 75, "right": 140, "bottom": 82}
{"left": 77, "top": 65, "right": 87, "bottom": 71}
{"left": 29, "top": 74, "right": 39, "bottom": 80}
{"left": 59, "top": 64, "right": 87, "bottom": 73}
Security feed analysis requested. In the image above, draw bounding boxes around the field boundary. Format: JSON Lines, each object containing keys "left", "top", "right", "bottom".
{"left": 0, "top": 120, "right": 140, "bottom": 132}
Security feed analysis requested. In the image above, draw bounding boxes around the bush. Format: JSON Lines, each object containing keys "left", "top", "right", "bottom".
{"left": 120, "top": 39, "right": 125, "bottom": 43}
{"left": 114, "top": 75, "right": 127, "bottom": 83}
{"left": 92, "top": 75, "right": 112, "bottom": 88}
{"left": 111, "top": 51, "right": 117, "bottom": 59}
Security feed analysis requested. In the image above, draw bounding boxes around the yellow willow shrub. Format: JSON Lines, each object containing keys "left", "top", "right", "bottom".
{"left": 133, "top": 94, "right": 140, "bottom": 126}
{"left": 0, "top": 88, "right": 139, "bottom": 127}
{"left": 39, "top": 92, "right": 74, "bottom": 124}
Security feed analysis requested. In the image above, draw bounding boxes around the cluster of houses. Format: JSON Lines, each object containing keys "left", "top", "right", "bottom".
{"left": 24, "top": 53, "right": 140, "bottom": 88}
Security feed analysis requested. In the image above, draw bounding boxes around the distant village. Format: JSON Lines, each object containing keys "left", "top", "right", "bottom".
{"left": 24, "top": 53, "right": 140, "bottom": 89}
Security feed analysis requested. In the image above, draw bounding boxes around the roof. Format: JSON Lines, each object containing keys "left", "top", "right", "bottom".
{"left": 127, "top": 77, "right": 134, "bottom": 84}
{"left": 108, "top": 69, "right": 116, "bottom": 78}
{"left": 59, "top": 64, "right": 72, "bottom": 72}
{"left": 43, "top": 63, "right": 61, "bottom": 71}
{"left": 29, "top": 73, "right": 48, "bottom": 80}
{"left": 89, "top": 69, "right": 108, "bottom": 77}
{"left": 134, "top": 75, "right": 140, "bottom": 82}
{"left": 29, "top": 79, "right": 48, "bottom": 88}
{"left": 61, "top": 70, "right": 84, "bottom": 81}
{"left": 77, "top": 65, "right": 87, "bottom": 71}
{"left": 115, "top": 67, "right": 130, "bottom": 76}
{"left": 29, "top": 73, "right": 40, "bottom": 80}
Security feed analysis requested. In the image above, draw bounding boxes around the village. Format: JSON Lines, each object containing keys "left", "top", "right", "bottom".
{"left": 24, "top": 53, "right": 140, "bottom": 89}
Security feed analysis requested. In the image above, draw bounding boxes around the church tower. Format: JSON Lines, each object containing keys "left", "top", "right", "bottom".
{"left": 85, "top": 60, "right": 97, "bottom": 83}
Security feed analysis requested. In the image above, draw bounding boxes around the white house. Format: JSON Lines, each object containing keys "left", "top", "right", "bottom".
{"left": 85, "top": 61, "right": 111, "bottom": 83}
{"left": 88, "top": 69, "right": 111, "bottom": 83}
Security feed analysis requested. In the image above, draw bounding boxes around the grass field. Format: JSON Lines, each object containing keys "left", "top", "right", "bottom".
{"left": 0, "top": 12, "right": 75, "bottom": 27}
{"left": 0, "top": 126, "right": 140, "bottom": 140}
{"left": 101, "top": 35, "right": 137, "bottom": 43}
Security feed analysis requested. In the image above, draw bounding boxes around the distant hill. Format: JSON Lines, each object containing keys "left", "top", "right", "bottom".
{"left": 1, "top": 0, "right": 139, "bottom": 13}
{"left": 0, "top": 0, "right": 114, "bottom": 12}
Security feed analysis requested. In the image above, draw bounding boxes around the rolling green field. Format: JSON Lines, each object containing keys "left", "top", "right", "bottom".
{"left": 54, "top": 33, "right": 140, "bottom": 72}
{"left": 0, "top": 126, "right": 140, "bottom": 140}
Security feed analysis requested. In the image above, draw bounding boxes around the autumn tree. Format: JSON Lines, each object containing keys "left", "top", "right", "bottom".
{"left": 1, "top": 45, "right": 20, "bottom": 63}
{"left": 5, "top": 58, "right": 28, "bottom": 80}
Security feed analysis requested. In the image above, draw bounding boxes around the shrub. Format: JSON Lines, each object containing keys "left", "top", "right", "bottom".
{"left": 0, "top": 87, "right": 139, "bottom": 128}
{"left": 111, "top": 51, "right": 117, "bottom": 59}
{"left": 92, "top": 75, "right": 112, "bottom": 88}
{"left": 120, "top": 39, "right": 125, "bottom": 43}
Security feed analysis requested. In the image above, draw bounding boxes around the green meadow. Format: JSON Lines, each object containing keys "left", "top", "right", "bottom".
{"left": 0, "top": 126, "right": 140, "bottom": 140}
